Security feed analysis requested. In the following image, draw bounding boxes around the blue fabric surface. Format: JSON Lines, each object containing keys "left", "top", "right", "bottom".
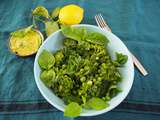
{"left": 0, "top": 0, "right": 160, "bottom": 119}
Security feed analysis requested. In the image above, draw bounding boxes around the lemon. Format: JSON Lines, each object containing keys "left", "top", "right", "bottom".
{"left": 59, "top": 4, "right": 84, "bottom": 25}
{"left": 9, "top": 29, "right": 43, "bottom": 56}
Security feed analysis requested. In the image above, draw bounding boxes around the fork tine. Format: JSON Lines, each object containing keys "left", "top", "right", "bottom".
{"left": 95, "top": 14, "right": 109, "bottom": 32}
{"left": 97, "top": 14, "right": 106, "bottom": 28}
{"left": 95, "top": 15, "right": 101, "bottom": 28}
{"left": 97, "top": 14, "right": 105, "bottom": 28}
{"left": 99, "top": 14, "right": 112, "bottom": 32}
{"left": 99, "top": 14, "right": 107, "bottom": 27}
{"left": 95, "top": 15, "right": 104, "bottom": 28}
{"left": 95, "top": 14, "right": 112, "bottom": 32}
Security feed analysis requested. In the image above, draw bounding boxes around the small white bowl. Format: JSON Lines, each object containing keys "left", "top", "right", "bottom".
{"left": 34, "top": 24, "right": 134, "bottom": 116}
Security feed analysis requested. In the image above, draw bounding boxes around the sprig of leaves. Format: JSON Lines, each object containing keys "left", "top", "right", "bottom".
{"left": 113, "top": 52, "right": 128, "bottom": 66}
{"left": 32, "top": 6, "right": 50, "bottom": 19}
{"left": 61, "top": 26, "right": 108, "bottom": 46}
{"left": 32, "top": 6, "right": 61, "bottom": 37}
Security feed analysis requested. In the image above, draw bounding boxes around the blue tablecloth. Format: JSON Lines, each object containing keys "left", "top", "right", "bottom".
{"left": 0, "top": 0, "right": 160, "bottom": 119}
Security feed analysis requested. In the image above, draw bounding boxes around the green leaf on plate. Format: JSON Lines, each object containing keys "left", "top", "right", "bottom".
{"left": 40, "top": 69, "right": 55, "bottom": 87}
{"left": 38, "top": 50, "right": 55, "bottom": 69}
{"left": 115, "top": 52, "right": 128, "bottom": 65}
{"left": 86, "top": 97, "right": 108, "bottom": 110}
{"left": 61, "top": 26, "right": 86, "bottom": 42}
{"left": 85, "top": 32, "right": 109, "bottom": 46}
{"left": 106, "top": 85, "right": 122, "bottom": 98}
{"left": 64, "top": 102, "right": 82, "bottom": 117}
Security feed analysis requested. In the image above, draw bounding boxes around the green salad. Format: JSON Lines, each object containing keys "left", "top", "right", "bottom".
{"left": 38, "top": 26, "right": 128, "bottom": 117}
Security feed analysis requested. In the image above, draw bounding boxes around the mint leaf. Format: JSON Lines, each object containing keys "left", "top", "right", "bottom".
{"left": 106, "top": 85, "right": 122, "bottom": 98}
{"left": 85, "top": 32, "right": 108, "bottom": 45}
{"left": 115, "top": 52, "right": 128, "bottom": 65}
{"left": 62, "top": 26, "right": 86, "bottom": 42}
{"left": 64, "top": 102, "right": 82, "bottom": 117}
{"left": 86, "top": 97, "right": 108, "bottom": 110}
{"left": 38, "top": 50, "right": 55, "bottom": 69}
{"left": 45, "top": 21, "right": 59, "bottom": 36}
{"left": 40, "top": 69, "right": 55, "bottom": 87}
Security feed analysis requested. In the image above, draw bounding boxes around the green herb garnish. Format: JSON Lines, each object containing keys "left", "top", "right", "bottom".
{"left": 85, "top": 32, "right": 108, "bottom": 45}
{"left": 86, "top": 97, "right": 109, "bottom": 110}
{"left": 61, "top": 26, "right": 86, "bottom": 41}
{"left": 40, "top": 69, "right": 55, "bottom": 87}
{"left": 38, "top": 50, "right": 55, "bottom": 69}
{"left": 64, "top": 102, "right": 82, "bottom": 117}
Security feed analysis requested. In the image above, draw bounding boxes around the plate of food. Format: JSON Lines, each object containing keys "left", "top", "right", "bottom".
{"left": 34, "top": 24, "right": 134, "bottom": 117}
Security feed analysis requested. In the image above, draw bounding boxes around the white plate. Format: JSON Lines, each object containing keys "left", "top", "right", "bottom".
{"left": 34, "top": 24, "right": 134, "bottom": 116}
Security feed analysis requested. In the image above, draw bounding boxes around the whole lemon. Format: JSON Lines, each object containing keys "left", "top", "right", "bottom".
{"left": 59, "top": 4, "right": 84, "bottom": 25}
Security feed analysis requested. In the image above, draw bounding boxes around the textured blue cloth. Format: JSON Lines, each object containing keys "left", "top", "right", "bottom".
{"left": 0, "top": 0, "right": 160, "bottom": 119}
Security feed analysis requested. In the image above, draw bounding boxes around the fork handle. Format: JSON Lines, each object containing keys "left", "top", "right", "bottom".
{"left": 131, "top": 53, "right": 148, "bottom": 76}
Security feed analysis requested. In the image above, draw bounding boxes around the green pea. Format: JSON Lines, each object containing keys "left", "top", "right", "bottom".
{"left": 80, "top": 69, "right": 84, "bottom": 72}
{"left": 62, "top": 64, "right": 66, "bottom": 68}
{"left": 97, "top": 77, "right": 102, "bottom": 81}
{"left": 93, "top": 78, "right": 96, "bottom": 82}
{"left": 100, "top": 73, "right": 103, "bottom": 76}
{"left": 96, "top": 57, "right": 99, "bottom": 60}
{"left": 80, "top": 76, "right": 86, "bottom": 82}
{"left": 87, "top": 80, "right": 93, "bottom": 86}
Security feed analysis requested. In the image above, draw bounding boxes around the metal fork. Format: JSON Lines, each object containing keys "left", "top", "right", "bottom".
{"left": 95, "top": 14, "right": 148, "bottom": 76}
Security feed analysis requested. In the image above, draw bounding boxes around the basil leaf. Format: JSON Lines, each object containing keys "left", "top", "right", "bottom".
{"left": 86, "top": 97, "right": 108, "bottom": 110}
{"left": 85, "top": 32, "right": 109, "bottom": 45}
{"left": 64, "top": 102, "right": 82, "bottom": 117}
{"left": 40, "top": 69, "right": 55, "bottom": 87}
{"left": 62, "top": 26, "right": 86, "bottom": 42}
{"left": 38, "top": 50, "right": 55, "bottom": 69}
